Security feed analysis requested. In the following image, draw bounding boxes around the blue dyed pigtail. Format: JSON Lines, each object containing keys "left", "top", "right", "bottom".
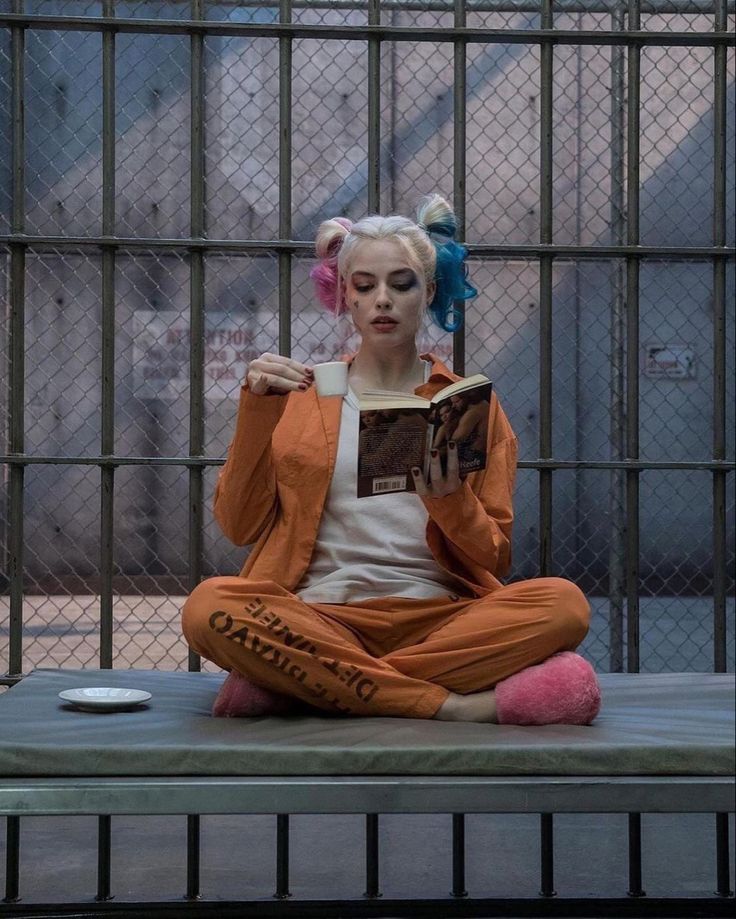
{"left": 417, "top": 201, "right": 478, "bottom": 333}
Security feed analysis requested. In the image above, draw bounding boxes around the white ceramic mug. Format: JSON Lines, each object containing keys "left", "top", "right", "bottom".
{"left": 312, "top": 361, "right": 349, "bottom": 397}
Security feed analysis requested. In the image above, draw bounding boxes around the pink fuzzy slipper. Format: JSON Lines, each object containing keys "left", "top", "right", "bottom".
{"left": 212, "top": 670, "right": 297, "bottom": 718}
{"left": 495, "top": 652, "right": 601, "bottom": 725}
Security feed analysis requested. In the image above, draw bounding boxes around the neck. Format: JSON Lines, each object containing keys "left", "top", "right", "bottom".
{"left": 349, "top": 345, "right": 425, "bottom": 394}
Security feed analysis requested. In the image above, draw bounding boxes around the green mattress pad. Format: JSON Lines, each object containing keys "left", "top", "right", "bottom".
{"left": 0, "top": 668, "right": 733, "bottom": 777}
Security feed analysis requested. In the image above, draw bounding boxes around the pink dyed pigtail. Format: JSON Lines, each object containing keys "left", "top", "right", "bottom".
{"left": 310, "top": 216, "right": 353, "bottom": 316}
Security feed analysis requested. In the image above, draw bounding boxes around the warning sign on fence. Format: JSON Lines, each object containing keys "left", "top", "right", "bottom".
{"left": 132, "top": 311, "right": 262, "bottom": 401}
{"left": 643, "top": 343, "right": 696, "bottom": 380}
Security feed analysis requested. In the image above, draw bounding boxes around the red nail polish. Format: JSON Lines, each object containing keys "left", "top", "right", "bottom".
{"left": 298, "top": 383, "right": 308, "bottom": 390}
{"left": 431, "top": 449, "right": 438, "bottom": 458}
{"left": 449, "top": 441, "right": 456, "bottom": 449}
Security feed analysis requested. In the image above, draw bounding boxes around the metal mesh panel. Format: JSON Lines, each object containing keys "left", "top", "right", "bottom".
{"left": 467, "top": 35, "right": 542, "bottom": 243}
{"left": 204, "top": 34, "right": 279, "bottom": 240}
{"left": 1, "top": 1, "right": 734, "bottom": 686}
{"left": 551, "top": 24, "right": 615, "bottom": 247}
{"left": 0, "top": 26, "right": 11, "bottom": 234}
{"left": 24, "top": 28, "right": 103, "bottom": 237}
{"left": 25, "top": 250, "right": 102, "bottom": 457}
{"left": 116, "top": 32, "right": 192, "bottom": 238}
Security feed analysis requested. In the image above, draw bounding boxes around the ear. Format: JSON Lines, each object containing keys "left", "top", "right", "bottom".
{"left": 425, "top": 279, "right": 436, "bottom": 304}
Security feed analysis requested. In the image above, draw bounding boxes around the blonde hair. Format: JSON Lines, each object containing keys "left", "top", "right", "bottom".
{"left": 310, "top": 194, "right": 475, "bottom": 331}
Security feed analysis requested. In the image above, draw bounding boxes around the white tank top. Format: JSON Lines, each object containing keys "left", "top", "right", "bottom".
{"left": 295, "top": 362, "right": 467, "bottom": 604}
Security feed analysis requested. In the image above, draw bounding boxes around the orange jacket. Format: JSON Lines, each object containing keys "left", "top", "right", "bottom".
{"left": 214, "top": 352, "right": 518, "bottom": 598}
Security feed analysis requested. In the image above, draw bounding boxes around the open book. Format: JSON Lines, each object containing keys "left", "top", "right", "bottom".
{"left": 357, "top": 374, "right": 493, "bottom": 498}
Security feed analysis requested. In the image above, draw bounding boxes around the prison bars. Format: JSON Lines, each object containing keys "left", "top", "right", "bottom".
{"left": 2, "top": 0, "right": 735, "bottom": 909}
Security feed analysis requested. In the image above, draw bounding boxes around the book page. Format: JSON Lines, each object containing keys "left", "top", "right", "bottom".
{"left": 360, "top": 391, "right": 430, "bottom": 411}
{"left": 429, "top": 373, "right": 489, "bottom": 404}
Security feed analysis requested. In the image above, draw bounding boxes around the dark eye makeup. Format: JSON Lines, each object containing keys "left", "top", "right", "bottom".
{"left": 351, "top": 270, "right": 418, "bottom": 293}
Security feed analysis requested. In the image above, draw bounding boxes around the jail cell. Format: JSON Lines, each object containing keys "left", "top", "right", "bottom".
{"left": 0, "top": 0, "right": 734, "bottom": 915}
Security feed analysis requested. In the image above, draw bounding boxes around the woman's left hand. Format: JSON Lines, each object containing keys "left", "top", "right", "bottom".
{"left": 411, "top": 441, "right": 462, "bottom": 498}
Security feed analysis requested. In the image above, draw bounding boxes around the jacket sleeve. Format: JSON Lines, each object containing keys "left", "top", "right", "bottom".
{"left": 420, "top": 398, "right": 518, "bottom": 580}
{"left": 213, "top": 386, "right": 289, "bottom": 546}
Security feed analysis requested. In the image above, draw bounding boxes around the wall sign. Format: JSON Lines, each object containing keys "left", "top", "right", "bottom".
{"left": 132, "top": 311, "right": 260, "bottom": 401}
{"left": 643, "top": 343, "right": 696, "bottom": 380}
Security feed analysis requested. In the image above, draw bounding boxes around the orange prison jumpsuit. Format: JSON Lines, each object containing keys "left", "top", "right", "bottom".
{"left": 182, "top": 353, "right": 590, "bottom": 718}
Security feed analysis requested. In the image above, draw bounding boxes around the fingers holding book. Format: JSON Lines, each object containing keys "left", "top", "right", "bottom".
{"left": 412, "top": 441, "right": 462, "bottom": 498}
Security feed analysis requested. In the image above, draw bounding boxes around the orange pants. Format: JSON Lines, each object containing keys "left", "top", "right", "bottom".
{"left": 182, "top": 577, "right": 590, "bottom": 719}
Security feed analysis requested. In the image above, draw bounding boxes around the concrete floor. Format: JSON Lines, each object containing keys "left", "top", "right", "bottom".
{"left": 1, "top": 595, "right": 734, "bottom": 908}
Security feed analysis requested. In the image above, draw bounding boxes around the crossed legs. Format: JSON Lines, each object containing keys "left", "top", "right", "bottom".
{"left": 182, "top": 576, "right": 591, "bottom": 721}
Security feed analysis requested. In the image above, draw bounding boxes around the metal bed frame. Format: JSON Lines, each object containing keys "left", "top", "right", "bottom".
{"left": 2, "top": 768, "right": 734, "bottom": 916}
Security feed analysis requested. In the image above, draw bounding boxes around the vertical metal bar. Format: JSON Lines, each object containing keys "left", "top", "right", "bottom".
{"left": 715, "top": 813, "right": 733, "bottom": 897}
{"left": 712, "top": 2, "right": 731, "bottom": 899}
{"left": 608, "top": 4, "right": 627, "bottom": 673}
{"left": 388, "top": 4, "right": 398, "bottom": 213}
{"left": 7, "top": 0, "right": 25, "bottom": 687}
{"left": 625, "top": 0, "right": 641, "bottom": 676}
{"left": 539, "top": 813, "right": 555, "bottom": 897}
{"left": 712, "top": 0, "right": 727, "bottom": 675}
{"left": 188, "top": 0, "right": 206, "bottom": 672}
{"left": 7, "top": 240, "right": 23, "bottom": 685}
{"left": 186, "top": 814, "right": 200, "bottom": 900}
{"left": 572, "top": 10, "right": 583, "bottom": 583}
{"left": 186, "top": 0, "right": 206, "bottom": 901}
{"left": 278, "top": 0, "right": 293, "bottom": 360}
{"left": 99, "top": 0, "right": 116, "bottom": 672}
{"left": 452, "top": 0, "right": 467, "bottom": 375}
{"left": 363, "top": 813, "right": 381, "bottom": 898}
{"left": 3, "top": 817, "right": 20, "bottom": 903}
{"left": 451, "top": 813, "right": 467, "bottom": 898}
{"left": 367, "top": 1, "right": 381, "bottom": 213}
{"left": 5, "top": 7, "right": 24, "bottom": 900}
{"left": 538, "top": 0, "right": 553, "bottom": 577}
{"left": 627, "top": 812, "right": 645, "bottom": 897}
{"left": 275, "top": 814, "right": 291, "bottom": 899}
{"left": 625, "top": 4, "right": 644, "bottom": 899}
{"left": 96, "top": 815, "right": 112, "bottom": 901}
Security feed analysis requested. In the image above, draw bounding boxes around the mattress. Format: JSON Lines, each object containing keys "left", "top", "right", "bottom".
{"left": 0, "top": 668, "right": 733, "bottom": 778}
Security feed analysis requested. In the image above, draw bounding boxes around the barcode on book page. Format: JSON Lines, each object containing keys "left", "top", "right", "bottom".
{"left": 372, "top": 475, "right": 407, "bottom": 494}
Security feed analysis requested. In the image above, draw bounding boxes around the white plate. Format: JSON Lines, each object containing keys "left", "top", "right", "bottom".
{"left": 58, "top": 687, "right": 152, "bottom": 712}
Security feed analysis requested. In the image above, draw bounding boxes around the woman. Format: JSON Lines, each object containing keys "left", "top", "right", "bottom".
{"left": 182, "top": 195, "right": 600, "bottom": 724}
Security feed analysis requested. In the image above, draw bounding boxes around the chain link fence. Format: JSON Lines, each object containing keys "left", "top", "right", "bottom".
{"left": 1, "top": 0, "right": 734, "bottom": 682}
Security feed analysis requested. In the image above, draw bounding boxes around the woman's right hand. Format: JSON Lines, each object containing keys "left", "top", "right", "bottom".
{"left": 246, "top": 352, "right": 314, "bottom": 396}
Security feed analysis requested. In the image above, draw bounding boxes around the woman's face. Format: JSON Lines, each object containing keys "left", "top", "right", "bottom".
{"left": 344, "top": 239, "right": 435, "bottom": 347}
